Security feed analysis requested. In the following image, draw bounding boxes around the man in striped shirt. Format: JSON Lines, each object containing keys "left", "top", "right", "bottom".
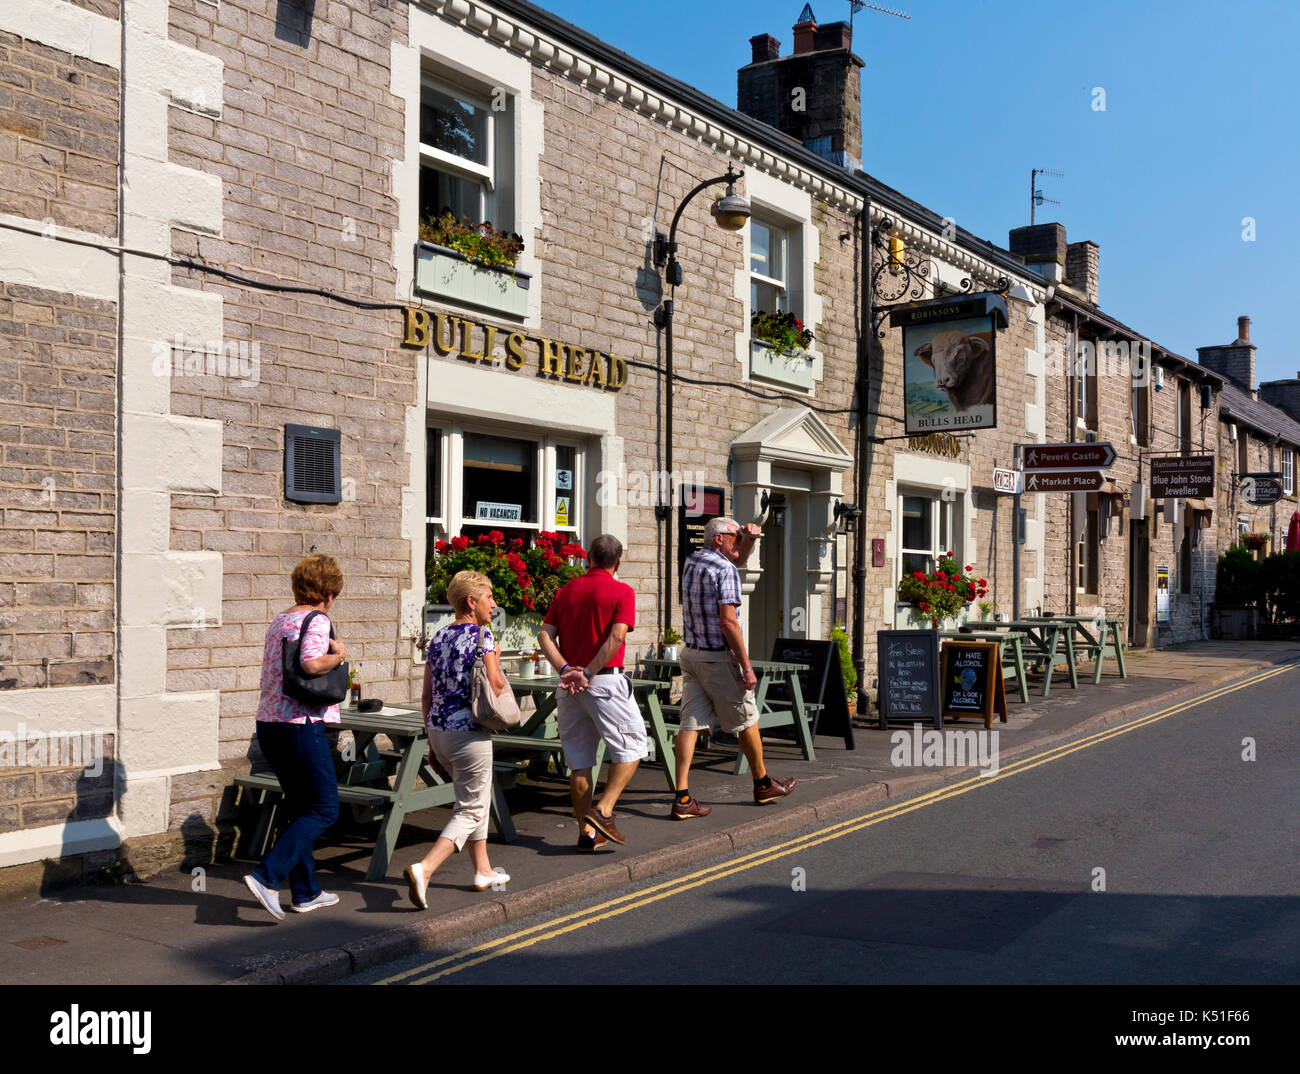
{"left": 671, "top": 516, "right": 796, "bottom": 819}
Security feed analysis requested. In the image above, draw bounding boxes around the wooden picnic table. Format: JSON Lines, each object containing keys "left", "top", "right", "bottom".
{"left": 940, "top": 629, "right": 1030, "bottom": 704}
{"left": 236, "top": 704, "right": 520, "bottom": 883}
{"left": 972, "top": 620, "right": 1080, "bottom": 698}
{"left": 638, "top": 657, "right": 815, "bottom": 775}
{"left": 1023, "top": 615, "right": 1129, "bottom": 683}
{"left": 504, "top": 673, "right": 679, "bottom": 791}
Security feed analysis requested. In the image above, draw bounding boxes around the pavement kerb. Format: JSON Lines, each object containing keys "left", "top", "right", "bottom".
{"left": 227, "top": 656, "right": 1293, "bottom": 986}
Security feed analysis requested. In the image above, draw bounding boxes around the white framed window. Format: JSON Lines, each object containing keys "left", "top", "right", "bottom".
{"left": 1076, "top": 493, "right": 1100, "bottom": 596}
{"left": 419, "top": 73, "right": 512, "bottom": 232}
{"left": 1284, "top": 448, "right": 1294, "bottom": 495}
{"left": 750, "top": 217, "right": 791, "bottom": 315}
{"left": 898, "top": 490, "right": 955, "bottom": 583}
{"left": 426, "top": 422, "right": 586, "bottom": 548}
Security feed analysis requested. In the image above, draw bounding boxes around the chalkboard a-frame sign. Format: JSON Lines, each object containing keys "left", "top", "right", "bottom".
{"left": 940, "top": 639, "right": 1008, "bottom": 730}
{"left": 876, "top": 630, "right": 941, "bottom": 730}
{"left": 769, "top": 638, "right": 854, "bottom": 749}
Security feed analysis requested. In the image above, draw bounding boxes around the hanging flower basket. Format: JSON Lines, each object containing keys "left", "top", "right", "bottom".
{"left": 895, "top": 552, "right": 989, "bottom": 629}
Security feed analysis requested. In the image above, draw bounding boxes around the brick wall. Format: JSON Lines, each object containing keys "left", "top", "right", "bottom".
{"left": 0, "top": 282, "right": 117, "bottom": 692}
{"left": 0, "top": 31, "right": 118, "bottom": 237}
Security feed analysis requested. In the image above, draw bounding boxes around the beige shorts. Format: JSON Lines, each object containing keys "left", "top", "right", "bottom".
{"left": 678, "top": 646, "right": 759, "bottom": 734}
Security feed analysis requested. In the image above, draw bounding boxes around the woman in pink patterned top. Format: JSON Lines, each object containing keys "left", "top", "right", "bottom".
{"left": 243, "top": 555, "right": 347, "bottom": 921}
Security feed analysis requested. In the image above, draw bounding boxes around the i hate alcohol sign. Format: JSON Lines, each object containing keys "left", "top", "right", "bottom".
{"left": 1021, "top": 442, "right": 1116, "bottom": 471}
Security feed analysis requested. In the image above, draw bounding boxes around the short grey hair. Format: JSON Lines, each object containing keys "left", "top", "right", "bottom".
{"left": 588, "top": 533, "right": 623, "bottom": 569}
{"left": 703, "top": 517, "right": 739, "bottom": 544}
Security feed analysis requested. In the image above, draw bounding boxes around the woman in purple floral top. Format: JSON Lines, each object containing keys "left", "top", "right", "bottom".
{"left": 404, "top": 570, "right": 512, "bottom": 908}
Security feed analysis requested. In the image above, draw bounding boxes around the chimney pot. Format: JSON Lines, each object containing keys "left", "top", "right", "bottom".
{"left": 749, "top": 33, "right": 781, "bottom": 63}
{"left": 792, "top": 16, "right": 817, "bottom": 55}
{"left": 1238, "top": 315, "right": 1251, "bottom": 343}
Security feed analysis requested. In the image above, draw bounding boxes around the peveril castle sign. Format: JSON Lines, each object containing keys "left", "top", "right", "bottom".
{"left": 401, "top": 307, "right": 627, "bottom": 391}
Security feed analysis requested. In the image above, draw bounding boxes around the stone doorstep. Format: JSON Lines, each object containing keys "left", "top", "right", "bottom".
{"left": 230, "top": 651, "right": 1292, "bottom": 986}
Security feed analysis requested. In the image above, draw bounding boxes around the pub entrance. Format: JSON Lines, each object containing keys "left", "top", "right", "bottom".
{"left": 1129, "top": 517, "right": 1151, "bottom": 647}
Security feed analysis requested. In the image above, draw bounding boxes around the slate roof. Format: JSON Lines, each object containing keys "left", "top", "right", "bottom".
{"left": 1217, "top": 382, "right": 1300, "bottom": 447}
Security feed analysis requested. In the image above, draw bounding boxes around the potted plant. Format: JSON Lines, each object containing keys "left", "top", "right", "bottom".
{"left": 426, "top": 530, "right": 586, "bottom": 651}
{"left": 660, "top": 626, "right": 682, "bottom": 661}
{"left": 1241, "top": 531, "right": 1268, "bottom": 552}
{"left": 895, "top": 552, "right": 989, "bottom": 630}
{"left": 977, "top": 600, "right": 993, "bottom": 622}
{"left": 749, "top": 311, "right": 815, "bottom": 390}
{"left": 416, "top": 211, "right": 531, "bottom": 317}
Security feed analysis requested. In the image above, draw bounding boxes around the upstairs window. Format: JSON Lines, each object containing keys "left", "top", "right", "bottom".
{"left": 750, "top": 218, "right": 790, "bottom": 315}
{"left": 1284, "top": 448, "right": 1295, "bottom": 495}
{"left": 420, "top": 74, "right": 513, "bottom": 232}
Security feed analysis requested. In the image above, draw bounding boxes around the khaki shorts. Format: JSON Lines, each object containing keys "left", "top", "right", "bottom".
{"left": 678, "top": 647, "right": 759, "bottom": 734}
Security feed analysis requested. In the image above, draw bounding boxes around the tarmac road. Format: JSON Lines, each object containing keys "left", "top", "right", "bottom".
{"left": 349, "top": 663, "right": 1300, "bottom": 986}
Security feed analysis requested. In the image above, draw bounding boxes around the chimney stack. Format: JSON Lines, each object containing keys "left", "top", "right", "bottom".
{"left": 736, "top": 5, "right": 863, "bottom": 171}
{"left": 750, "top": 34, "right": 780, "bottom": 63}
{"left": 1198, "top": 314, "right": 1258, "bottom": 395}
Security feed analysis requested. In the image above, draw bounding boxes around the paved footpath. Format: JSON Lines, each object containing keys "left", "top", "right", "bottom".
{"left": 0, "top": 640, "right": 1295, "bottom": 985}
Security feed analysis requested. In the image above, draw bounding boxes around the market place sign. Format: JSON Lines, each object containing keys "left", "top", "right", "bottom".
{"left": 401, "top": 307, "right": 627, "bottom": 392}
{"left": 891, "top": 293, "right": 1009, "bottom": 436}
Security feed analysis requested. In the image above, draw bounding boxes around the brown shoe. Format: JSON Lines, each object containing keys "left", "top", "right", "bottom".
{"left": 754, "top": 776, "right": 796, "bottom": 805}
{"left": 585, "top": 810, "right": 626, "bottom": 845}
{"left": 576, "top": 828, "right": 609, "bottom": 852}
{"left": 670, "top": 795, "right": 712, "bottom": 820}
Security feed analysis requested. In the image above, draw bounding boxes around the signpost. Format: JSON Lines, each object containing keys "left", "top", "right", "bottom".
{"left": 1023, "top": 470, "right": 1107, "bottom": 494}
{"left": 1012, "top": 441, "right": 1115, "bottom": 619}
{"left": 1150, "top": 455, "right": 1215, "bottom": 499}
{"left": 1022, "top": 442, "right": 1116, "bottom": 471}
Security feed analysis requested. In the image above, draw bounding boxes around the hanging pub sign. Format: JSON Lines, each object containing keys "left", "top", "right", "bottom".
{"left": 1150, "top": 455, "right": 1215, "bottom": 499}
{"left": 891, "top": 293, "right": 1008, "bottom": 435}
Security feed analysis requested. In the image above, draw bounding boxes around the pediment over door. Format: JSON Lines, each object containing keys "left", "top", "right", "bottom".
{"left": 730, "top": 406, "right": 852, "bottom": 472}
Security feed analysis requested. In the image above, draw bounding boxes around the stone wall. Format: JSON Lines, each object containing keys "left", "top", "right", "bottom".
{"left": 0, "top": 31, "right": 118, "bottom": 237}
{"left": 0, "top": 282, "right": 117, "bottom": 695}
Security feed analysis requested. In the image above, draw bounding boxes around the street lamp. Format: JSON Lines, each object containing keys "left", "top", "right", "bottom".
{"left": 652, "top": 164, "right": 750, "bottom": 638}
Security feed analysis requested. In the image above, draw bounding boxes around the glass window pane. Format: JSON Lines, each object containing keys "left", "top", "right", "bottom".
{"left": 901, "top": 496, "right": 930, "bottom": 551}
{"left": 462, "top": 433, "right": 537, "bottom": 524}
{"left": 769, "top": 227, "right": 785, "bottom": 284}
{"left": 421, "top": 166, "right": 484, "bottom": 225}
{"left": 554, "top": 445, "right": 577, "bottom": 531}
{"left": 426, "top": 427, "right": 442, "bottom": 520}
{"left": 421, "top": 83, "right": 488, "bottom": 164}
{"left": 901, "top": 552, "right": 932, "bottom": 579}
{"left": 753, "top": 279, "right": 785, "bottom": 315}
{"left": 750, "top": 221, "right": 771, "bottom": 275}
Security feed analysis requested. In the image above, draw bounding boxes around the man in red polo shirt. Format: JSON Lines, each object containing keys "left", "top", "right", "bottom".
{"left": 538, "top": 534, "right": 645, "bottom": 851}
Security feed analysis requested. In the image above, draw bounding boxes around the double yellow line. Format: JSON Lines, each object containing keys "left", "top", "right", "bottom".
{"left": 377, "top": 662, "right": 1294, "bottom": 985}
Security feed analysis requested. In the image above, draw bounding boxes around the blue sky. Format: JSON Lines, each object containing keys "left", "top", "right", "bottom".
{"left": 539, "top": 0, "right": 1299, "bottom": 383}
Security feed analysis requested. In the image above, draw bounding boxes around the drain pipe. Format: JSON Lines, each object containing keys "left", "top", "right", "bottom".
{"left": 851, "top": 199, "right": 872, "bottom": 714}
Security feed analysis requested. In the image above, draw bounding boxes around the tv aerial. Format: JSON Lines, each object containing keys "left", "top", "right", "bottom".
{"left": 1031, "top": 168, "right": 1064, "bottom": 225}
{"left": 849, "top": 2, "right": 911, "bottom": 36}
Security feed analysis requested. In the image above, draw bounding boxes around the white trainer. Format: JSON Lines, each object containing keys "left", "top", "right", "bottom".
{"left": 290, "top": 890, "right": 340, "bottom": 913}
{"left": 244, "top": 874, "right": 285, "bottom": 921}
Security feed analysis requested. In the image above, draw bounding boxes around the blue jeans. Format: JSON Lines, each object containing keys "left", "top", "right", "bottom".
{"left": 252, "top": 719, "right": 339, "bottom": 905}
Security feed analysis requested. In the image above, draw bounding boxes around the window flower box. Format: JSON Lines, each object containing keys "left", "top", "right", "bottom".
{"left": 416, "top": 242, "right": 531, "bottom": 320}
{"left": 749, "top": 338, "right": 814, "bottom": 391}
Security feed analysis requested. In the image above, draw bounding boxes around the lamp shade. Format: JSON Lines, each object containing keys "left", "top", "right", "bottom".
{"left": 710, "top": 191, "right": 750, "bottom": 231}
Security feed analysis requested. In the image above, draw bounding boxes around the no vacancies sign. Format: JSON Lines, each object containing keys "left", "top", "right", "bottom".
{"left": 1150, "top": 455, "right": 1215, "bottom": 499}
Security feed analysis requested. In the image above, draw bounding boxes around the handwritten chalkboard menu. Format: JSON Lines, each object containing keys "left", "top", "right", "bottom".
{"left": 877, "top": 630, "right": 941, "bottom": 730}
{"left": 940, "top": 639, "right": 1007, "bottom": 729}
{"left": 769, "top": 638, "right": 853, "bottom": 749}
{"left": 677, "top": 485, "right": 725, "bottom": 581}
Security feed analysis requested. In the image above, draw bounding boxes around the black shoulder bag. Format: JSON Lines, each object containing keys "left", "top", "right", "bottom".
{"left": 281, "top": 610, "right": 350, "bottom": 705}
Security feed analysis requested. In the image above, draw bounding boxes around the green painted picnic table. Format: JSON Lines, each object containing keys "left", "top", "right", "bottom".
{"left": 236, "top": 703, "right": 520, "bottom": 883}
{"left": 1024, "top": 615, "right": 1129, "bottom": 683}
{"left": 974, "top": 620, "right": 1080, "bottom": 698}
{"left": 638, "top": 657, "right": 815, "bottom": 775}
{"left": 504, "top": 673, "right": 679, "bottom": 791}
{"left": 940, "top": 629, "right": 1030, "bottom": 704}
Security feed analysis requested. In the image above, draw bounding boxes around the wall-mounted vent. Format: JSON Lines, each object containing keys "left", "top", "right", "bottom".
{"left": 285, "top": 424, "right": 341, "bottom": 504}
